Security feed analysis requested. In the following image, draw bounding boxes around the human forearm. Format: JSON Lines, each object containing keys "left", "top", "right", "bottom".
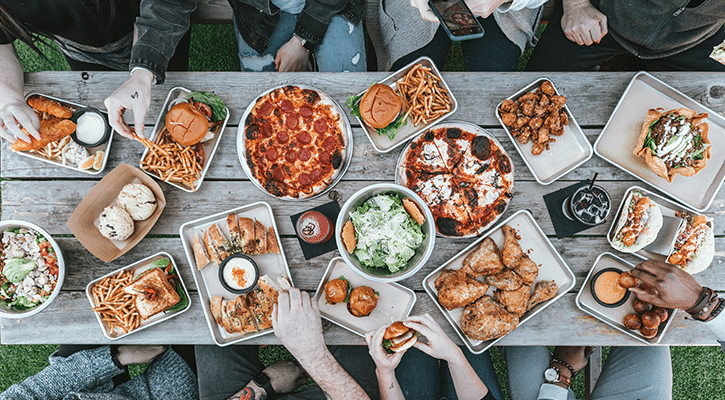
{"left": 445, "top": 347, "right": 488, "bottom": 400}
{"left": 298, "top": 350, "right": 371, "bottom": 400}
{"left": 375, "top": 368, "right": 404, "bottom": 400}
{"left": 0, "top": 44, "right": 24, "bottom": 105}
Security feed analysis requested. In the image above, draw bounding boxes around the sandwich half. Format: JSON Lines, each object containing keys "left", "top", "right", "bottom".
{"left": 611, "top": 191, "right": 663, "bottom": 253}
{"left": 124, "top": 267, "right": 180, "bottom": 319}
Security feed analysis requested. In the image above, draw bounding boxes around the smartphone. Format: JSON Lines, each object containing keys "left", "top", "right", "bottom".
{"left": 428, "top": 0, "right": 485, "bottom": 41}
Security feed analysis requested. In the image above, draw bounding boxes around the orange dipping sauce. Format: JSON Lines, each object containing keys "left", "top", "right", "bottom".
{"left": 593, "top": 271, "right": 627, "bottom": 304}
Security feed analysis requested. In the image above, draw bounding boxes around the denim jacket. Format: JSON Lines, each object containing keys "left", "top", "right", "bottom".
{"left": 228, "top": 0, "right": 364, "bottom": 53}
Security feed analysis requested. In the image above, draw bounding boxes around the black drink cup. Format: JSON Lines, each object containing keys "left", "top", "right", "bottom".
{"left": 566, "top": 184, "right": 611, "bottom": 226}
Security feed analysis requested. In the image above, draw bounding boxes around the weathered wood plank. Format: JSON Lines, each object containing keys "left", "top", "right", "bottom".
{"left": 48, "top": 237, "right": 725, "bottom": 293}
{"left": 5, "top": 180, "right": 725, "bottom": 238}
{"left": 1, "top": 292, "right": 718, "bottom": 346}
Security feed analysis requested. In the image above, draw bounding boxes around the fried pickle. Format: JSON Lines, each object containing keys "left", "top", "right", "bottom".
{"left": 461, "top": 296, "right": 518, "bottom": 342}
{"left": 493, "top": 285, "right": 531, "bottom": 317}
{"left": 485, "top": 268, "right": 523, "bottom": 291}
{"left": 461, "top": 237, "right": 505, "bottom": 277}
{"left": 437, "top": 269, "right": 489, "bottom": 310}
{"left": 527, "top": 280, "right": 558, "bottom": 310}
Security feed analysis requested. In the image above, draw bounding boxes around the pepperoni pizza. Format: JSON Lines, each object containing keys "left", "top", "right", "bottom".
{"left": 398, "top": 123, "right": 514, "bottom": 237}
{"left": 243, "top": 86, "right": 348, "bottom": 199}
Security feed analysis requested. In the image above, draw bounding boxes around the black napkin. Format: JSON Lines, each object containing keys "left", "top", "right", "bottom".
{"left": 290, "top": 201, "right": 341, "bottom": 260}
{"left": 543, "top": 180, "right": 603, "bottom": 238}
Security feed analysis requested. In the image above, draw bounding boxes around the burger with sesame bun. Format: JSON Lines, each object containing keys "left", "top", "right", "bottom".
{"left": 382, "top": 321, "right": 417, "bottom": 353}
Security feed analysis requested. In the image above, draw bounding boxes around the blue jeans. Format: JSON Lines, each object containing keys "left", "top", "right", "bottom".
{"left": 233, "top": 11, "right": 366, "bottom": 72}
{"left": 504, "top": 346, "right": 673, "bottom": 400}
{"left": 395, "top": 347, "right": 505, "bottom": 400}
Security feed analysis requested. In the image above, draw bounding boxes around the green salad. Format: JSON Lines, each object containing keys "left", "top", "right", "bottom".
{"left": 349, "top": 194, "right": 424, "bottom": 273}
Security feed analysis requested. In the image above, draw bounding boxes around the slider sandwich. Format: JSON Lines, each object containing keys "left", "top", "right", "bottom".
{"left": 611, "top": 191, "right": 663, "bottom": 253}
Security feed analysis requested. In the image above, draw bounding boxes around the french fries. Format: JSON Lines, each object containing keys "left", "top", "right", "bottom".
{"left": 29, "top": 136, "right": 72, "bottom": 161}
{"left": 140, "top": 127, "right": 205, "bottom": 191}
{"left": 91, "top": 270, "right": 140, "bottom": 335}
{"left": 396, "top": 65, "right": 452, "bottom": 126}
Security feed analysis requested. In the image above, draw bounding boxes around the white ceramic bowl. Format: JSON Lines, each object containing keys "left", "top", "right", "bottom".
{"left": 0, "top": 220, "right": 65, "bottom": 318}
{"left": 335, "top": 183, "right": 435, "bottom": 283}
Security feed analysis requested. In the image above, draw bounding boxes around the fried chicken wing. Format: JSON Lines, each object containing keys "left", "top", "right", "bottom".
{"left": 485, "top": 268, "right": 523, "bottom": 291}
{"left": 461, "top": 296, "right": 519, "bottom": 342}
{"left": 527, "top": 280, "right": 558, "bottom": 310}
{"left": 499, "top": 99, "right": 518, "bottom": 113}
{"left": 501, "top": 112, "right": 517, "bottom": 126}
{"left": 27, "top": 96, "right": 73, "bottom": 119}
{"left": 501, "top": 225, "right": 523, "bottom": 267}
{"left": 461, "top": 237, "right": 505, "bottom": 277}
{"left": 437, "top": 270, "right": 489, "bottom": 310}
{"left": 511, "top": 254, "right": 538, "bottom": 286}
{"left": 540, "top": 80, "right": 556, "bottom": 96}
{"left": 11, "top": 115, "right": 76, "bottom": 152}
{"left": 493, "top": 285, "right": 531, "bottom": 317}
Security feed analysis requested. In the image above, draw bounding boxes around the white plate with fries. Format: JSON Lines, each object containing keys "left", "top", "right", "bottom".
{"left": 350, "top": 56, "right": 457, "bottom": 153}
{"left": 139, "top": 87, "right": 230, "bottom": 193}
{"left": 85, "top": 252, "right": 191, "bottom": 340}
{"left": 16, "top": 93, "right": 113, "bottom": 175}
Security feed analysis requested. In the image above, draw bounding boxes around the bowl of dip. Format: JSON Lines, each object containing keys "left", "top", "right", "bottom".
{"left": 590, "top": 267, "right": 630, "bottom": 308}
{"left": 71, "top": 108, "right": 111, "bottom": 148}
{"left": 218, "top": 254, "right": 259, "bottom": 294}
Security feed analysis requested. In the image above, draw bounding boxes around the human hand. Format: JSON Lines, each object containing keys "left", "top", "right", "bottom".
{"left": 404, "top": 314, "right": 461, "bottom": 363}
{"left": 263, "top": 360, "right": 305, "bottom": 393}
{"left": 275, "top": 37, "right": 309, "bottom": 72}
{"left": 628, "top": 260, "right": 703, "bottom": 310}
{"left": 0, "top": 99, "right": 40, "bottom": 143}
{"left": 551, "top": 346, "right": 589, "bottom": 375}
{"left": 561, "top": 0, "right": 607, "bottom": 46}
{"left": 365, "top": 324, "right": 404, "bottom": 376}
{"left": 410, "top": 0, "right": 438, "bottom": 22}
{"left": 466, "top": 0, "right": 509, "bottom": 19}
{"left": 104, "top": 68, "right": 153, "bottom": 140}
{"left": 116, "top": 345, "right": 166, "bottom": 366}
{"left": 272, "top": 288, "right": 327, "bottom": 365}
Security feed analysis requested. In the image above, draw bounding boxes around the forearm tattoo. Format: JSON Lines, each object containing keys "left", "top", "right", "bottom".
{"left": 131, "top": 92, "right": 138, "bottom": 99}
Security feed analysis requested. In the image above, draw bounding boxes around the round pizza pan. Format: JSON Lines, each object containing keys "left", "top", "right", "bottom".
{"left": 395, "top": 120, "right": 515, "bottom": 238}
{"left": 237, "top": 84, "right": 353, "bottom": 201}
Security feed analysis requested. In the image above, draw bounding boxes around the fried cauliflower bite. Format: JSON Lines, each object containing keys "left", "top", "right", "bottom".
{"left": 499, "top": 99, "right": 518, "bottom": 113}
{"left": 501, "top": 112, "right": 517, "bottom": 126}
{"left": 461, "top": 296, "right": 519, "bottom": 341}
{"left": 540, "top": 80, "right": 556, "bottom": 96}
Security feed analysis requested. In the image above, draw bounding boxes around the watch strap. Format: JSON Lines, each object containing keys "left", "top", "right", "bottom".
{"left": 110, "top": 345, "right": 124, "bottom": 370}
{"left": 294, "top": 34, "right": 314, "bottom": 52}
{"left": 253, "top": 371, "right": 275, "bottom": 397}
{"left": 545, "top": 366, "right": 571, "bottom": 387}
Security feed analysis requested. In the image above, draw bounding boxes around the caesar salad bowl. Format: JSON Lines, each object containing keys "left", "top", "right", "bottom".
{"left": 0, "top": 220, "right": 65, "bottom": 319}
{"left": 335, "top": 183, "right": 435, "bottom": 283}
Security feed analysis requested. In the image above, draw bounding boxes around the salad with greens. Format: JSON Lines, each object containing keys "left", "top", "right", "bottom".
{"left": 349, "top": 194, "right": 424, "bottom": 273}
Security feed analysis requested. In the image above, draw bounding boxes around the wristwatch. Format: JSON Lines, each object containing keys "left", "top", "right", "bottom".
{"left": 544, "top": 366, "right": 571, "bottom": 387}
{"left": 293, "top": 34, "right": 314, "bottom": 52}
{"left": 253, "top": 371, "right": 275, "bottom": 397}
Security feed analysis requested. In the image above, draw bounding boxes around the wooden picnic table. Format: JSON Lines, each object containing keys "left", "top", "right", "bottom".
{"left": 1, "top": 71, "right": 724, "bottom": 346}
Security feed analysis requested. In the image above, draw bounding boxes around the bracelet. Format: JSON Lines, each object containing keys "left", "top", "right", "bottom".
{"left": 692, "top": 289, "right": 718, "bottom": 321}
{"left": 550, "top": 358, "right": 577, "bottom": 378}
{"left": 705, "top": 298, "right": 725, "bottom": 322}
{"left": 686, "top": 287, "right": 712, "bottom": 315}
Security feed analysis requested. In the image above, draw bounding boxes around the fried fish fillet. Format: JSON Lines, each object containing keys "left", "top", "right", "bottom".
{"left": 511, "top": 254, "right": 538, "bottom": 286}
{"left": 485, "top": 268, "right": 523, "bottom": 291}
{"left": 27, "top": 96, "right": 73, "bottom": 119}
{"left": 493, "top": 285, "right": 531, "bottom": 317}
{"left": 461, "top": 296, "right": 519, "bottom": 341}
{"left": 11, "top": 115, "right": 76, "bottom": 151}
{"left": 437, "top": 269, "right": 489, "bottom": 310}
{"left": 461, "top": 238, "right": 505, "bottom": 277}
{"left": 528, "top": 280, "right": 558, "bottom": 310}
{"left": 501, "top": 225, "right": 524, "bottom": 267}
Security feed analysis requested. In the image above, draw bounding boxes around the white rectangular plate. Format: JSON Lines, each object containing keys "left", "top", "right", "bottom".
{"left": 423, "top": 210, "right": 575, "bottom": 354}
{"left": 576, "top": 252, "right": 675, "bottom": 344}
{"left": 496, "top": 78, "right": 592, "bottom": 185}
{"left": 314, "top": 257, "right": 416, "bottom": 337}
{"left": 179, "top": 202, "right": 292, "bottom": 346}
{"left": 594, "top": 71, "right": 725, "bottom": 211}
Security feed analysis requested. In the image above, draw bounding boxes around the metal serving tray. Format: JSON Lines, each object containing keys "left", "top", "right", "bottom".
{"left": 495, "top": 78, "right": 592, "bottom": 185}
{"left": 140, "top": 87, "right": 230, "bottom": 193}
{"left": 607, "top": 186, "right": 691, "bottom": 261}
{"left": 179, "top": 202, "right": 292, "bottom": 346}
{"left": 576, "top": 252, "right": 676, "bottom": 345}
{"left": 313, "top": 257, "right": 416, "bottom": 337}
{"left": 85, "top": 252, "right": 191, "bottom": 340}
{"left": 423, "top": 210, "right": 575, "bottom": 354}
{"left": 237, "top": 84, "right": 353, "bottom": 201}
{"left": 351, "top": 56, "right": 458, "bottom": 153}
{"left": 594, "top": 71, "right": 725, "bottom": 211}
{"left": 17, "top": 93, "right": 113, "bottom": 175}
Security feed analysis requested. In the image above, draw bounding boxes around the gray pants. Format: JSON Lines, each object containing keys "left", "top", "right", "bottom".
{"left": 504, "top": 346, "right": 672, "bottom": 400}
{"left": 195, "top": 345, "right": 379, "bottom": 400}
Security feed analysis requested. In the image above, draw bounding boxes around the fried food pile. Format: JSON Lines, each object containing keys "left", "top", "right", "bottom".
{"left": 12, "top": 96, "right": 76, "bottom": 152}
{"left": 499, "top": 80, "right": 569, "bottom": 156}
{"left": 435, "top": 225, "right": 558, "bottom": 341}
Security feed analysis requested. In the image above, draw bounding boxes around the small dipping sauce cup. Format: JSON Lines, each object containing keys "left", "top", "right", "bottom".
{"left": 590, "top": 267, "right": 630, "bottom": 308}
{"left": 71, "top": 108, "right": 111, "bottom": 148}
{"left": 219, "top": 254, "right": 259, "bottom": 294}
{"left": 566, "top": 184, "right": 611, "bottom": 226}
{"left": 296, "top": 211, "right": 333, "bottom": 244}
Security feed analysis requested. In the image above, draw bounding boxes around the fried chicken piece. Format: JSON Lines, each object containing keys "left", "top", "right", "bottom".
{"left": 437, "top": 270, "right": 490, "bottom": 310}
{"left": 501, "top": 225, "right": 524, "bottom": 267}
{"left": 540, "top": 80, "right": 556, "bottom": 96}
{"left": 527, "top": 280, "right": 558, "bottom": 310}
{"left": 27, "top": 96, "right": 73, "bottom": 119}
{"left": 549, "top": 95, "right": 566, "bottom": 111}
{"left": 511, "top": 254, "right": 538, "bottom": 286}
{"left": 538, "top": 94, "right": 550, "bottom": 108}
{"left": 517, "top": 126, "right": 532, "bottom": 143}
{"left": 11, "top": 115, "right": 76, "bottom": 151}
{"left": 559, "top": 110, "right": 569, "bottom": 126}
{"left": 461, "top": 237, "right": 505, "bottom": 277}
{"left": 528, "top": 116, "right": 543, "bottom": 130}
{"left": 501, "top": 112, "right": 517, "bottom": 126}
{"left": 499, "top": 99, "right": 518, "bottom": 113}
{"left": 493, "top": 285, "right": 531, "bottom": 317}
{"left": 435, "top": 268, "right": 455, "bottom": 291}
{"left": 521, "top": 101, "right": 535, "bottom": 116}
{"left": 532, "top": 142, "right": 546, "bottom": 155}
{"left": 461, "top": 296, "right": 519, "bottom": 342}
{"left": 519, "top": 92, "right": 539, "bottom": 102}
{"left": 537, "top": 126, "right": 550, "bottom": 144}
{"left": 485, "top": 268, "right": 523, "bottom": 291}
{"left": 514, "top": 116, "right": 530, "bottom": 129}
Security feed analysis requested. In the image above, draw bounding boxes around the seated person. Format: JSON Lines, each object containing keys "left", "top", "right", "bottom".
{"left": 0, "top": 0, "right": 196, "bottom": 142}
{"left": 0, "top": 345, "right": 197, "bottom": 400}
{"left": 227, "top": 0, "right": 366, "bottom": 72}
{"left": 366, "top": 314, "right": 504, "bottom": 400}
{"left": 525, "top": 0, "right": 725, "bottom": 71}
{"left": 505, "top": 259, "right": 725, "bottom": 399}
{"left": 195, "top": 287, "right": 379, "bottom": 400}
{"left": 369, "top": 0, "right": 546, "bottom": 71}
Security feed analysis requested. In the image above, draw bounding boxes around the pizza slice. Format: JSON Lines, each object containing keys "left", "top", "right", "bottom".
{"left": 430, "top": 127, "right": 474, "bottom": 171}
{"left": 408, "top": 172, "right": 473, "bottom": 236}
{"left": 404, "top": 132, "right": 449, "bottom": 174}
{"left": 455, "top": 175, "right": 513, "bottom": 232}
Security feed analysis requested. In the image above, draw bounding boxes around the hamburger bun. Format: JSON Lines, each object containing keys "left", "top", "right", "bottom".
{"left": 324, "top": 278, "right": 349, "bottom": 304}
{"left": 166, "top": 102, "right": 209, "bottom": 146}
{"left": 359, "top": 84, "right": 402, "bottom": 129}
{"left": 383, "top": 321, "right": 417, "bottom": 353}
{"left": 347, "top": 286, "right": 378, "bottom": 317}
